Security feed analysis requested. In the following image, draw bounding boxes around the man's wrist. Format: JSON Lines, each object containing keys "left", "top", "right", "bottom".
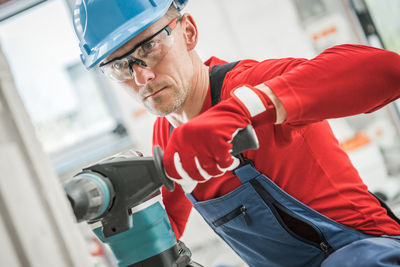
{"left": 231, "top": 85, "right": 278, "bottom": 125}
{"left": 257, "top": 83, "right": 286, "bottom": 124}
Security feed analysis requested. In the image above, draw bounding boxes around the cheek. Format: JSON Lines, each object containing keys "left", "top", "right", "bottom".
{"left": 171, "top": 56, "right": 194, "bottom": 88}
{"left": 167, "top": 38, "right": 194, "bottom": 82}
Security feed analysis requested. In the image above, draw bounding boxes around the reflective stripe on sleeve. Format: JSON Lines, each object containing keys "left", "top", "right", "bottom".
{"left": 233, "top": 86, "right": 267, "bottom": 117}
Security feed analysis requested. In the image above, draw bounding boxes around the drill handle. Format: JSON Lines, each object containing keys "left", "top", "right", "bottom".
{"left": 231, "top": 125, "right": 259, "bottom": 156}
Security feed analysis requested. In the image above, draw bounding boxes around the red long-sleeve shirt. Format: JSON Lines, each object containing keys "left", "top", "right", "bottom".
{"left": 153, "top": 44, "right": 400, "bottom": 239}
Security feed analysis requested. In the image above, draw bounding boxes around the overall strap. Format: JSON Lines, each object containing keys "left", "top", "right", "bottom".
{"left": 209, "top": 61, "right": 253, "bottom": 166}
{"left": 209, "top": 61, "right": 240, "bottom": 106}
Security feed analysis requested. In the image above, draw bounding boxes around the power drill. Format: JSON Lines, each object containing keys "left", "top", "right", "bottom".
{"left": 64, "top": 125, "right": 258, "bottom": 267}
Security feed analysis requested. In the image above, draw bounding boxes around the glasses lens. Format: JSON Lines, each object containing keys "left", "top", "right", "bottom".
{"left": 99, "top": 20, "right": 176, "bottom": 82}
{"left": 132, "top": 30, "right": 173, "bottom": 67}
{"left": 100, "top": 59, "right": 132, "bottom": 81}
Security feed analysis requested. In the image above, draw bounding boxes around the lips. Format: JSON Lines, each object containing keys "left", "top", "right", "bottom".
{"left": 144, "top": 86, "right": 167, "bottom": 99}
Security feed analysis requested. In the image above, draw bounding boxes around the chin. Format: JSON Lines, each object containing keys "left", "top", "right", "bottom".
{"left": 147, "top": 101, "right": 184, "bottom": 117}
{"left": 145, "top": 105, "right": 177, "bottom": 117}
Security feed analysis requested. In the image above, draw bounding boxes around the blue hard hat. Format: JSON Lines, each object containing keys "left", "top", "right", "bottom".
{"left": 73, "top": 0, "right": 188, "bottom": 69}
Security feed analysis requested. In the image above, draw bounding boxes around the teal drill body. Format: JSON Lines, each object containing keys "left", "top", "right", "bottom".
{"left": 92, "top": 201, "right": 177, "bottom": 267}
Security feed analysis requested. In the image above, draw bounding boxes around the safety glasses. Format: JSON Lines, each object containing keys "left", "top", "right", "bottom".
{"left": 99, "top": 17, "right": 180, "bottom": 82}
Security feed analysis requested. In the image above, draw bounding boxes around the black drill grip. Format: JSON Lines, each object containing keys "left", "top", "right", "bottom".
{"left": 231, "top": 125, "right": 259, "bottom": 156}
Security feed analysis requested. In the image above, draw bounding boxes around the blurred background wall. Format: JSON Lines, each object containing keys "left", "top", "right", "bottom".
{"left": 0, "top": 0, "right": 399, "bottom": 266}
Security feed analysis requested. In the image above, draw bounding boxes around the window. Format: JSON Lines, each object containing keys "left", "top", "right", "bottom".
{"left": 0, "top": 0, "right": 131, "bottom": 174}
{"left": 364, "top": 0, "right": 400, "bottom": 54}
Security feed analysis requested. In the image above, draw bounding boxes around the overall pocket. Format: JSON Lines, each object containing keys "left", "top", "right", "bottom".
{"left": 213, "top": 205, "right": 251, "bottom": 227}
{"left": 193, "top": 176, "right": 329, "bottom": 266}
{"left": 250, "top": 178, "right": 333, "bottom": 255}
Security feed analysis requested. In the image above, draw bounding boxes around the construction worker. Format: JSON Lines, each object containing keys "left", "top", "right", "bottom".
{"left": 73, "top": 0, "right": 400, "bottom": 266}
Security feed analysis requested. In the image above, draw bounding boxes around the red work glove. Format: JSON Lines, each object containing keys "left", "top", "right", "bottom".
{"left": 163, "top": 85, "right": 276, "bottom": 192}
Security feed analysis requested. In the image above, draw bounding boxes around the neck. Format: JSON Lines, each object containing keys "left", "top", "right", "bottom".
{"left": 167, "top": 54, "right": 209, "bottom": 127}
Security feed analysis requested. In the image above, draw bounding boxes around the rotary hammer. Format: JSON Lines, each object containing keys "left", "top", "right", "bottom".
{"left": 64, "top": 125, "right": 258, "bottom": 267}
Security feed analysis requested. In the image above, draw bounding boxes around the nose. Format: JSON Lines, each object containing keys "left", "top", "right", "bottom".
{"left": 132, "top": 65, "right": 155, "bottom": 86}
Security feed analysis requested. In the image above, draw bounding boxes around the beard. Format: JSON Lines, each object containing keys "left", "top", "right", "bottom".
{"left": 142, "top": 84, "right": 188, "bottom": 116}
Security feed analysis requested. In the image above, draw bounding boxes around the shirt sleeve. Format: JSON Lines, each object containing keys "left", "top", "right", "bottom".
{"left": 152, "top": 118, "right": 193, "bottom": 239}
{"left": 264, "top": 44, "right": 400, "bottom": 124}
{"left": 161, "top": 186, "right": 193, "bottom": 239}
{"left": 224, "top": 44, "right": 400, "bottom": 125}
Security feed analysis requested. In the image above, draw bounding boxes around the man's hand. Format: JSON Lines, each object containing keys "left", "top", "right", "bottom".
{"left": 163, "top": 84, "right": 276, "bottom": 193}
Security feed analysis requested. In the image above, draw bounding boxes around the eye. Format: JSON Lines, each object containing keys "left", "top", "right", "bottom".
{"left": 141, "top": 41, "right": 156, "bottom": 52}
{"left": 112, "top": 60, "right": 128, "bottom": 71}
{"left": 138, "top": 40, "right": 159, "bottom": 57}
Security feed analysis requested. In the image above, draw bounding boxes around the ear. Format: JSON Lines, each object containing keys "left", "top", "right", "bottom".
{"left": 180, "top": 14, "right": 198, "bottom": 51}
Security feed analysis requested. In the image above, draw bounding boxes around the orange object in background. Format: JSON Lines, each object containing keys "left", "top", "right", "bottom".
{"left": 340, "top": 131, "right": 371, "bottom": 152}
{"left": 132, "top": 108, "right": 148, "bottom": 119}
{"left": 90, "top": 237, "right": 105, "bottom": 257}
{"left": 312, "top": 25, "right": 338, "bottom": 41}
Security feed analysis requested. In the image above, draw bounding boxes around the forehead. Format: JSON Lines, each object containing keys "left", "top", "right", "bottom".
{"left": 104, "top": 15, "right": 170, "bottom": 62}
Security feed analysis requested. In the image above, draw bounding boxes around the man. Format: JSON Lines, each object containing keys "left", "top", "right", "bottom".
{"left": 73, "top": 0, "right": 400, "bottom": 266}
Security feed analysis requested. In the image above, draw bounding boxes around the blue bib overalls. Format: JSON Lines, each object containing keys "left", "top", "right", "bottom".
{"left": 186, "top": 164, "right": 380, "bottom": 266}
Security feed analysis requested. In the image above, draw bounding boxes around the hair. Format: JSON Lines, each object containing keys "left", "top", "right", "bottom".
{"left": 165, "top": 4, "right": 181, "bottom": 20}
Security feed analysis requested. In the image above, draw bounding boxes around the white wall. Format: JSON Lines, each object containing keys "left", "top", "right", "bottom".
{"left": 186, "top": 0, "right": 316, "bottom": 61}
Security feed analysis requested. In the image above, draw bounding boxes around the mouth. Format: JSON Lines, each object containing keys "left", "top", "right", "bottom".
{"left": 144, "top": 86, "right": 167, "bottom": 100}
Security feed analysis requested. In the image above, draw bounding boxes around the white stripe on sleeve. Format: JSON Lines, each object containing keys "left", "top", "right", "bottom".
{"left": 233, "top": 86, "right": 266, "bottom": 117}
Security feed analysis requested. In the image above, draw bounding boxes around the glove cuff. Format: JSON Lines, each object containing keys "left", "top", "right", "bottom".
{"left": 231, "top": 85, "right": 277, "bottom": 124}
